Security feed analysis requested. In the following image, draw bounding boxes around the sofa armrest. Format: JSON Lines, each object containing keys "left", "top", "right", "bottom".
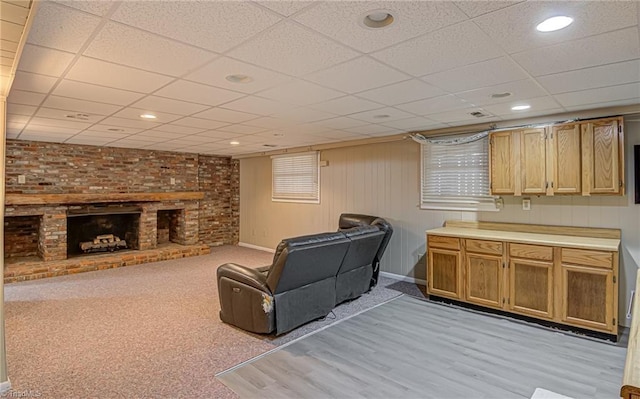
{"left": 217, "top": 263, "right": 271, "bottom": 294}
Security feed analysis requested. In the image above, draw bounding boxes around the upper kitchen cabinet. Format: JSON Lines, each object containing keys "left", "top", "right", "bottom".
{"left": 581, "top": 117, "right": 624, "bottom": 195}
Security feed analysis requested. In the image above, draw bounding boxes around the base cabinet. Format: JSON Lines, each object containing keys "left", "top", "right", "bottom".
{"left": 427, "top": 230, "right": 619, "bottom": 338}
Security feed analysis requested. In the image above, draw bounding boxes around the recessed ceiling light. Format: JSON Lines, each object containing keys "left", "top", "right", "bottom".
{"left": 490, "top": 92, "right": 512, "bottom": 99}
{"left": 536, "top": 16, "right": 573, "bottom": 32}
{"left": 225, "top": 74, "right": 253, "bottom": 84}
{"left": 140, "top": 113, "right": 157, "bottom": 119}
{"left": 229, "top": 141, "right": 240, "bottom": 145}
{"left": 511, "top": 105, "right": 531, "bottom": 111}
{"left": 361, "top": 10, "right": 394, "bottom": 29}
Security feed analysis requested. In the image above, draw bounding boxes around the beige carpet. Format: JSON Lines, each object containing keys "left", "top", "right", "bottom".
{"left": 4, "top": 245, "right": 404, "bottom": 398}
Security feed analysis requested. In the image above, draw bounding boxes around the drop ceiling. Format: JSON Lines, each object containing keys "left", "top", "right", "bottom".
{"left": 3, "top": 0, "right": 640, "bottom": 157}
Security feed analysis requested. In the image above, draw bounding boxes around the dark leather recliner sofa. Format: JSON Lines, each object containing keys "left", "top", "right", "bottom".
{"left": 217, "top": 214, "right": 393, "bottom": 335}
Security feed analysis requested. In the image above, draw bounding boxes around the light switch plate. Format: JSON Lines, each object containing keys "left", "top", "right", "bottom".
{"left": 522, "top": 198, "right": 531, "bottom": 211}
{"left": 18, "top": 175, "right": 25, "bottom": 184}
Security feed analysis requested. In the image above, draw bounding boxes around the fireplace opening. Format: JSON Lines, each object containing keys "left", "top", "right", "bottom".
{"left": 5, "top": 215, "right": 42, "bottom": 261}
{"left": 157, "top": 209, "right": 184, "bottom": 245}
{"left": 67, "top": 206, "right": 141, "bottom": 258}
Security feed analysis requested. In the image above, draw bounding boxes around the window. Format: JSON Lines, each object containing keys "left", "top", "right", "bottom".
{"left": 419, "top": 132, "right": 499, "bottom": 211}
{"left": 272, "top": 151, "right": 320, "bottom": 203}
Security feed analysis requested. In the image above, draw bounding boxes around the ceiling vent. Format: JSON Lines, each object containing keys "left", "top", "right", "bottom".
{"left": 263, "top": 144, "right": 278, "bottom": 148}
{"left": 470, "top": 111, "right": 489, "bottom": 118}
{"left": 65, "top": 113, "right": 90, "bottom": 121}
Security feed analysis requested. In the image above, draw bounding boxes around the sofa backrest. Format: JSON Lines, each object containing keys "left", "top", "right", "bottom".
{"left": 338, "top": 225, "right": 385, "bottom": 275}
{"left": 266, "top": 232, "right": 350, "bottom": 295}
{"left": 338, "top": 213, "right": 393, "bottom": 266}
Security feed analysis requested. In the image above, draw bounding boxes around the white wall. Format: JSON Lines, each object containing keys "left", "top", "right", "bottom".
{"left": 239, "top": 121, "right": 640, "bottom": 326}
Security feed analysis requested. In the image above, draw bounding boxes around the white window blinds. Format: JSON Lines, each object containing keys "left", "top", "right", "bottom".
{"left": 272, "top": 151, "right": 320, "bottom": 203}
{"left": 420, "top": 133, "right": 498, "bottom": 211}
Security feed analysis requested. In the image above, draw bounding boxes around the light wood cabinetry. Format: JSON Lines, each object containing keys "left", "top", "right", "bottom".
{"left": 488, "top": 116, "right": 624, "bottom": 196}
{"left": 463, "top": 239, "right": 504, "bottom": 309}
{"left": 427, "top": 236, "right": 462, "bottom": 300}
{"left": 427, "top": 221, "right": 620, "bottom": 339}
{"left": 581, "top": 117, "right": 624, "bottom": 195}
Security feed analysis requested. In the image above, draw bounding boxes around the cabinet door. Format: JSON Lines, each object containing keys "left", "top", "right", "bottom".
{"left": 550, "top": 124, "right": 581, "bottom": 194}
{"left": 581, "top": 117, "right": 624, "bottom": 194}
{"left": 509, "top": 258, "right": 553, "bottom": 319}
{"left": 490, "top": 131, "right": 519, "bottom": 195}
{"left": 428, "top": 248, "right": 462, "bottom": 300}
{"left": 520, "top": 128, "right": 547, "bottom": 195}
{"left": 561, "top": 264, "right": 614, "bottom": 332}
{"left": 465, "top": 253, "right": 503, "bottom": 309}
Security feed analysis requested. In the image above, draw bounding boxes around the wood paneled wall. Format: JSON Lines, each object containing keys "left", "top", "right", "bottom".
{"left": 239, "top": 122, "right": 640, "bottom": 326}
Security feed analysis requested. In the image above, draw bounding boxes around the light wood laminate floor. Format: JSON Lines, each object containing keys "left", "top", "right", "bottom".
{"left": 217, "top": 295, "right": 626, "bottom": 399}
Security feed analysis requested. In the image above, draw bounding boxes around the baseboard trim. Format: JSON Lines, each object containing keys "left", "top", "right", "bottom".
{"left": 238, "top": 242, "right": 275, "bottom": 253}
{"left": 379, "top": 271, "right": 427, "bottom": 286}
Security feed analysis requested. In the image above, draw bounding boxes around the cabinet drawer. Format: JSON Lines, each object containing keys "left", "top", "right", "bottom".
{"left": 465, "top": 239, "right": 503, "bottom": 255}
{"left": 509, "top": 243, "right": 553, "bottom": 261}
{"left": 428, "top": 235, "right": 460, "bottom": 250}
{"left": 561, "top": 248, "right": 612, "bottom": 269}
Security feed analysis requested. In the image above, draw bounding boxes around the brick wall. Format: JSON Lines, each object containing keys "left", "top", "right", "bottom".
{"left": 4, "top": 215, "right": 39, "bottom": 258}
{"left": 4, "top": 140, "right": 239, "bottom": 249}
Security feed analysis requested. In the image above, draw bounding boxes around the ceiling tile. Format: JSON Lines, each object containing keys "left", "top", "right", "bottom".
{"left": 396, "top": 95, "right": 471, "bottom": 116}
{"left": 536, "top": 60, "right": 640, "bottom": 95}
{"left": 453, "top": 1, "right": 522, "bottom": 18}
{"left": 19, "top": 130, "right": 77, "bottom": 141}
{"left": 371, "top": 21, "right": 504, "bottom": 77}
{"left": 306, "top": 57, "right": 410, "bottom": 94}
{"left": 84, "top": 22, "right": 216, "bottom": 77}
{"left": 154, "top": 80, "right": 245, "bottom": 107}
{"left": 348, "top": 107, "right": 415, "bottom": 123}
{"left": 34, "top": 107, "right": 106, "bottom": 124}
{"left": 53, "top": 0, "right": 117, "bottom": 16}
{"left": 421, "top": 57, "right": 530, "bottom": 93}
{"left": 171, "top": 117, "right": 230, "bottom": 130}
{"left": 311, "top": 116, "right": 368, "bottom": 130}
{"left": 112, "top": 1, "right": 282, "bottom": 53}
{"left": 242, "top": 116, "right": 296, "bottom": 129}
{"left": 474, "top": 1, "right": 638, "bottom": 54}
{"left": 133, "top": 130, "right": 186, "bottom": 140}
{"left": 6, "top": 114, "right": 29, "bottom": 125}
{"left": 65, "top": 136, "right": 116, "bottom": 146}
{"left": 99, "top": 116, "right": 160, "bottom": 130}
{"left": 17, "top": 45, "right": 75, "bottom": 76}
{"left": 112, "top": 107, "right": 183, "bottom": 123}
{"left": 309, "top": 95, "right": 381, "bottom": 115}
{"left": 6, "top": 90, "right": 46, "bottom": 106}
{"left": 194, "top": 130, "right": 239, "bottom": 140}
{"left": 564, "top": 98, "right": 640, "bottom": 112}
{"left": 553, "top": 83, "right": 640, "bottom": 108}
{"left": 454, "top": 79, "right": 549, "bottom": 107}
{"left": 26, "top": 2, "right": 101, "bottom": 52}
{"left": 345, "top": 124, "right": 402, "bottom": 136}
{"left": 228, "top": 21, "right": 359, "bottom": 77}
{"left": 184, "top": 56, "right": 291, "bottom": 94}
{"left": 6, "top": 103, "right": 36, "bottom": 116}
{"left": 357, "top": 79, "right": 446, "bottom": 106}
{"left": 482, "top": 96, "right": 563, "bottom": 116}
{"left": 512, "top": 28, "right": 640, "bottom": 77}
{"left": 294, "top": 1, "right": 467, "bottom": 53}
{"left": 258, "top": 79, "right": 343, "bottom": 106}
{"left": 131, "top": 96, "right": 209, "bottom": 116}
{"left": 306, "top": 129, "right": 368, "bottom": 140}
{"left": 426, "top": 108, "right": 497, "bottom": 124}
{"left": 271, "top": 107, "right": 336, "bottom": 123}
{"left": 66, "top": 57, "right": 174, "bottom": 93}
{"left": 220, "top": 96, "right": 289, "bottom": 116}
{"left": 53, "top": 80, "right": 145, "bottom": 105}
{"left": 42, "top": 95, "right": 122, "bottom": 115}
{"left": 216, "top": 124, "right": 267, "bottom": 135}
{"left": 380, "top": 117, "right": 443, "bottom": 131}
{"left": 258, "top": 1, "right": 314, "bottom": 17}
{"left": 28, "top": 116, "right": 92, "bottom": 130}
{"left": 193, "top": 107, "right": 260, "bottom": 123}
{"left": 83, "top": 124, "right": 141, "bottom": 136}
{"left": 10, "top": 71, "right": 58, "bottom": 93}
{"left": 148, "top": 124, "right": 205, "bottom": 135}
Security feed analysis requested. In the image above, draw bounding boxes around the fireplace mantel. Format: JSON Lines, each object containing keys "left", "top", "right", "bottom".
{"left": 5, "top": 192, "right": 205, "bottom": 206}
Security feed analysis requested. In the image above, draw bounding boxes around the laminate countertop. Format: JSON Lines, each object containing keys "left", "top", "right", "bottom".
{"left": 426, "top": 226, "right": 620, "bottom": 252}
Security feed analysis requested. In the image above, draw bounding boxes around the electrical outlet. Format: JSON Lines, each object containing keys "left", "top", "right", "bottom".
{"left": 170, "top": 177, "right": 175, "bottom": 185}
{"left": 522, "top": 198, "right": 531, "bottom": 211}
{"left": 18, "top": 175, "right": 26, "bottom": 184}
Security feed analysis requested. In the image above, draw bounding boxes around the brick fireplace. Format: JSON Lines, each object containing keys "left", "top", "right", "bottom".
{"left": 3, "top": 139, "right": 240, "bottom": 283}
